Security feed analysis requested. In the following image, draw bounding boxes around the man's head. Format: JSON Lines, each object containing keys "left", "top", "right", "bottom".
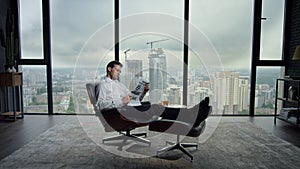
{"left": 106, "top": 61, "right": 123, "bottom": 80}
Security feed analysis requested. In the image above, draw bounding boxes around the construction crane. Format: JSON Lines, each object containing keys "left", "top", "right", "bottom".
{"left": 146, "top": 39, "right": 169, "bottom": 50}
{"left": 123, "top": 48, "right": 130, "bottom": 61}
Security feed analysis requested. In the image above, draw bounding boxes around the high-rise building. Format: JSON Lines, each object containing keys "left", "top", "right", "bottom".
{"left": 224, "top": 71, "right": 240, "bottom": 114}
{"left": 255, "top": 84, "right": 273, "bottom": 109}
{"left": 148, "top": 48, "right": 167, "bottom": 103}
{"left": 211, "top": 72, "right": 225, "bottom": 114}
{"left": 167, "top": 85, "right": 181, "bottom": 105}
{"left": 238, "top": 76, "right": 249, "bottom": 112}
{"left": 211, "top": 71, "right": 240, "bottom": 114}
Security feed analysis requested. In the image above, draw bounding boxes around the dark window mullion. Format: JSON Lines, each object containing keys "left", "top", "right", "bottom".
{"left": 183, "top": 0, "right": 189, "bottom": 106}
{"left": 42, "top": 0, "right": 53, "bottom": 115}
{"left": 115, "top": 0, "right": 119, "bottom": 61}
{"left": 282, "top": 0, "right": 291, "bottom": 70}
{"left": 250, "top": 0, "right": 262, "bottom": 116}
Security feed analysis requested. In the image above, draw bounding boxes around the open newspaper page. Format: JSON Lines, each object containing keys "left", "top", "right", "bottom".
{"left": 128, "top": 79, "right": 149, "bottom": 106}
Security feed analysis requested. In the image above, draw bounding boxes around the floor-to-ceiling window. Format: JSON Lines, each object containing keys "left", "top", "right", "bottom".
{"left": 190, "top": 0, "right": 254, "bottom": 115}
{"left": 18, "top": 0, "right": 286, "bottom": 115}
{"left": 18, "top": 0, "right": 48, "bottom": 114}
{"left": 50, "top": 0, "right": 114, "bottom": 114}
{"left": 254, "top": 0, "right": 285, "bottom": 115}
{"left": 119, "top": 0, "right": 184, "bottom": 105}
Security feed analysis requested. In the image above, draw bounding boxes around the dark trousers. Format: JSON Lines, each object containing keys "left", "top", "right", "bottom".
{"left": 119, "top": 98, "right": 209, "bottom": 125}
{"left": 118, "top": 103, "right": 195, "bottom": 123}
{"left": 118, "top": 104, "right": 166, "bottom": 123}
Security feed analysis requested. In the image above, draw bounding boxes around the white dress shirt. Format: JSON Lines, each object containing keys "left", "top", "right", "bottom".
{"left": 96, "top": 77, "right": 130, "bottom": 110}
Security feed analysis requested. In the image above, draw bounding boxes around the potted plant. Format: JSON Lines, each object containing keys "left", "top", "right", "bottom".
{"left": 0, "top": 8, "right": 19, "bottom": 72}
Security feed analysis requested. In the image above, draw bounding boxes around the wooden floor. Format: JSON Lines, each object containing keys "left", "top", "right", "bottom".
{"left": 0, "top": 115, "right": 300, "bottom": 161}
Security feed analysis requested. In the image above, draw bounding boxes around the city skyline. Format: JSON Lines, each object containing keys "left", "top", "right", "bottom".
{"left": 20, "top": 47, "right": 281, "bottom": 115}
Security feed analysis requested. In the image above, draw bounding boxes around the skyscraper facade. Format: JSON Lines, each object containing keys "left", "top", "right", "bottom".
{"left": 210, "top": 71, "right": 255, "bottom": 115}
{"left": 238, "top": 76, "right": 249, "bottom": 112}
{"left": 223, "top": 71, "right": 239, "bottom": 114}
{"left": 167, "top": 85, "right": 181, "bottom": 105}
{"left": 148, "top": 48, "right": 167, "bottom": 103}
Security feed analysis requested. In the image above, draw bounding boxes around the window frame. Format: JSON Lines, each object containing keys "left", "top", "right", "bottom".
{"left": 17, "top": 0, "right": 288, "bottom": 115}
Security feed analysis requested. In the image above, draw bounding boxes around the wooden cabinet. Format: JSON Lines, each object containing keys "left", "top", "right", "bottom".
{"left": 0, "top": 72, "right": 22, "bottom": 86}
{"left": 274, "top": 78, "right": 300, "bottom": 126}
{"left": 0, "top": 72, "right": 24, "bottom": 121}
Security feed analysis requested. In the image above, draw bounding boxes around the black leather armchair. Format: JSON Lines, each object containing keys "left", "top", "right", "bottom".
{"left": 149, "top": 97, "right": 212, "bottom": 161}
{"left": 86, "top": 83, "right": 151, "bottom": 145}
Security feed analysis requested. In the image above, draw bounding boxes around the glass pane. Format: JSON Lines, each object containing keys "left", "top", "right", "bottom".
{"left": 190, "top": 0, "right": 253, "bottom": 114}
{"left": 120, "top": 0, "right": 184, "bottom": 105}
{"left": 255, "top": 66, "right": 284, "bottom": 115}
{"left": 50, "top": 0, "right": 114, "bottom": 114}
{"left": 20, "top": 65, "right": 48, "bottom": 113}
{"left": 121, "top": 0, "right": 183, "bottom": 17}
{"left": 260, "top": 0, "right": 285, "bottom": 60}
{"left": 18, "top": 0, "right": 44, "bottom": 59}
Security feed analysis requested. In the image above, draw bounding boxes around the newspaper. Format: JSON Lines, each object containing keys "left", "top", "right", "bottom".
{"left": 128, "top": 79, "right": 149, "bottom": 106}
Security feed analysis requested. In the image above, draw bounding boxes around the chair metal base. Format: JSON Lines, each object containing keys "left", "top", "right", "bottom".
{"left": 157, "top": 135, "right": 198, "bottom": 162}
{"left": 103, "top": 130, "right": 151, "bottom": 146}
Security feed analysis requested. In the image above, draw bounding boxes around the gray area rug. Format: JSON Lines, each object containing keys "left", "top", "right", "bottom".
{"left": 1, "top": 117, "right": 300, "bottom": 169}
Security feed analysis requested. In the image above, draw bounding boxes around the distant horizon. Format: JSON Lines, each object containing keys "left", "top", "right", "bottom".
{"left": 21, "top": 65, "right": 282, "bottom": 72}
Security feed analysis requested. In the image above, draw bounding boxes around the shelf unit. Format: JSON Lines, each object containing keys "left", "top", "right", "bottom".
{"left": 0, "top": 72, "right": 24, "bottom": 121}
{"left": 274, "top": 78, "right": 300, "bottom": 126}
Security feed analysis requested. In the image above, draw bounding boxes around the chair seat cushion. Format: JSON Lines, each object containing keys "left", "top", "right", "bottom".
{"left": 149, "top": 119, "right": 206, "bottom": 137}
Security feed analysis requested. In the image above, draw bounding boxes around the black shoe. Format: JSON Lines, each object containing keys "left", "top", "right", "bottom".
{"left": 200, "top": 97, "right": 209, "bottom": 108}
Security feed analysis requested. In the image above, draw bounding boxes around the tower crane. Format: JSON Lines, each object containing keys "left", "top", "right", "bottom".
{"left": 123, "top": 48, "right": 130, "bottom": 61}
{"left": 146, "top": 39, "right": 169, "bottom": 50}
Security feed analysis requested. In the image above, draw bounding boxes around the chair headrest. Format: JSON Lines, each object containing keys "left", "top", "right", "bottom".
{"left": 193, "top": 97, "right": 211, "bottom": 127}
{"left": 95, "top": 83, "right": 101, "bottom": 101}
{"left": 86, "top": 83, "right": 97, "bottom": 105}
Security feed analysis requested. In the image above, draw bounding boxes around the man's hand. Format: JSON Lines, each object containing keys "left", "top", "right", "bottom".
{"left": 122, "top": 95, "right": 132, "bottom": 105}
{"left": 143, "top": 83, "right": 150, "bottom": 94}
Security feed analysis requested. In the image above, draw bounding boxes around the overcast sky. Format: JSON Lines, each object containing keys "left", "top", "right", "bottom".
{"left": 19, "top": 0, "right": 285, "bottom": 71}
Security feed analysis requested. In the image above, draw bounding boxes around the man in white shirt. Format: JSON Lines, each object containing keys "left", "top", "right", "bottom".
{"left": 97, "top": 61, "right": 148, "bottom": 109}
{"left": 96, "top": 60, "right": 210, "bottom": 124}
{"left": 96, "top": 61, "right": 164, "bottom": 123}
